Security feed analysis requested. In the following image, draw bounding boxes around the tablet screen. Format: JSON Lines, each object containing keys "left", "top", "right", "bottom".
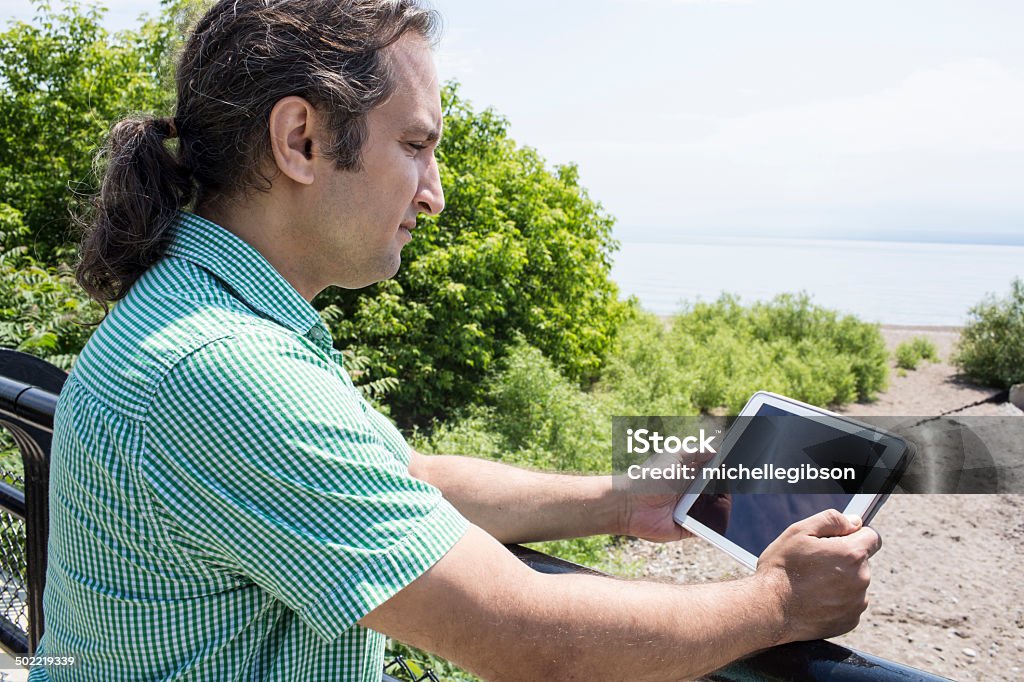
{"left": 687, "top": 403, "right": 888, "bottom": 558}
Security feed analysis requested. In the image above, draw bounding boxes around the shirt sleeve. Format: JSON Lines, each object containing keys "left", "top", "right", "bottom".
{"left": 142, "top": 329, "right": 469, "bottom": 642}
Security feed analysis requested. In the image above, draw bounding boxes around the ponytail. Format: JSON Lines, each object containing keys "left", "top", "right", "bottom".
{"left": 77, "top": 115, "right": 193, "bottom": 304}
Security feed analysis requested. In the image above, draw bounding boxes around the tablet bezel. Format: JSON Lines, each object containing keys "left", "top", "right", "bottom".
{"left": 671, "top": 391, "right": 909, "bottom": 570}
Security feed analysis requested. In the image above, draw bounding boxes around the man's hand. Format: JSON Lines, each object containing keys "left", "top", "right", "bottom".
{"left": 620, "top": 489, "right": 691, "bottom": 542}
{"left": 755, "top": 509, "right": 882, "bottom": 644}
{"left": 618, "top": 446, "right": 719, "bottom": 542}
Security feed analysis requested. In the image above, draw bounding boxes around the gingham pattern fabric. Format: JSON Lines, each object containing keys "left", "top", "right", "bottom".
{"left": 30, "top": 212, "right": 468, "bottom": 681}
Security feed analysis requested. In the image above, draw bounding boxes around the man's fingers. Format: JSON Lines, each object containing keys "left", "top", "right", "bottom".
{"left": 796, "top": 508, "right": 861, "bottom": 538}
{"left": 795, "top": 511, "right": 882, "bottom": 558}
{"left": 847, "top": 525, "right": 882, "bottom": 558}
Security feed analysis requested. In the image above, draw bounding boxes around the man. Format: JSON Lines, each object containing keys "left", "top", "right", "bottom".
{"left": 34, "top": 1, "right": 880, "bottom": 679}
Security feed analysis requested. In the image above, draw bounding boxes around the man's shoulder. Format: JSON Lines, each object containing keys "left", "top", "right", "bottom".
{"left": 71, "top": 257, "right": 309, "bottom": 420}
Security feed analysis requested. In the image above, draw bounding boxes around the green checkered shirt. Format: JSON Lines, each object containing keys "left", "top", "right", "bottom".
{"left": 30, "top": 212, "right": 468, "bottom": 681}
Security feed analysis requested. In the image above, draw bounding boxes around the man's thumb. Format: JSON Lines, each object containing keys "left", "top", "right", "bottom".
{"left": 803, "top": 508, "right": 862, "bottom": 538}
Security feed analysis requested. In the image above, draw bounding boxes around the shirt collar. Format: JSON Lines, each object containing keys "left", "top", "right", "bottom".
{"left": 165, "top": 211, "right": 326, "bottom": 338}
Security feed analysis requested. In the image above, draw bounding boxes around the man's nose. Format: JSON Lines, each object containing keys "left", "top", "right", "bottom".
{"left": 416, "top": 155, "right": 445, "bottom": 216}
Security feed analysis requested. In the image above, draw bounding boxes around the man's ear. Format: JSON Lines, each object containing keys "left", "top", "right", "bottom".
{"left": 268, "top": 96, "right": 320, "bottom": 186}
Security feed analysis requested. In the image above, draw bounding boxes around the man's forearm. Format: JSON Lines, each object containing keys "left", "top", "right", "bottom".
{"left": 365, "top": 525, "right": 786, "bottom": 682}
{"left": 514, "top": 568, "right": 783, "bottom": 681}
{"left": 410, "top": 451, "right": 622, "bottom": 544}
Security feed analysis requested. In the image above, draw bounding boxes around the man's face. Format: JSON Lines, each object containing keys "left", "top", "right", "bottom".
{"left": 307, "top": 33, "right": 445, "bottom": 290}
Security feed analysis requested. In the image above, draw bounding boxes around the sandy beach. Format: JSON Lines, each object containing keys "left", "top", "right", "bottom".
{"left": 625, "top": 325, "right": 1024, "bottom": 681}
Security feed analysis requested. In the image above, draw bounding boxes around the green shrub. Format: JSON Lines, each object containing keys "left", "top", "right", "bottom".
{"left": 594, "top": 308, "right": 698, "bottom": 417}
{"left": 484, "top": 340, "right": 608, "bottom": 472}
{"left": 893, "top": 336, "right": 939, "bottom": 370}
{"left": 418, "top": 339, "right": 608, "bottom": 473}
{"left": 954, "top": 278, "right": 1024, "bottom": 388}
{"left": 826, "top": 314, "right": 890, "bottom": 402}
{"left": 667, "top": 293, "right": 887, "bottom": 411}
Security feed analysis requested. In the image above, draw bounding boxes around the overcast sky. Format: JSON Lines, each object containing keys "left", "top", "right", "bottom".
{"left": 7, "top": 0, "right": 1024, "bottom": 244}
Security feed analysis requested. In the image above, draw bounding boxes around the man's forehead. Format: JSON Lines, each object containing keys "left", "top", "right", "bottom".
{"left": 376, "top": 35, "right": 443, "bottom": 138}
{"left": 391, "top": 32, "right": 436, "bottom": 80}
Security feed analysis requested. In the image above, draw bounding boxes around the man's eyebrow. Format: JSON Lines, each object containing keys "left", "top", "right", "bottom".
{"left": 402, "top": 124, "right": 442, "bottom": 143}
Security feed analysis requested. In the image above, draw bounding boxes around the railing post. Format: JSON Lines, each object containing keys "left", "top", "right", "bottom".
{"left": 0, "top": 349, "right": 66, "bottom": 655}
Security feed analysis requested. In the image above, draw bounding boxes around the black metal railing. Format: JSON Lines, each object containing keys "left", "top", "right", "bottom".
{"left": 0, "top": 348, "right": 952, "bottom": 681}
{"left": 0, "top": 349, "right": 65, "bottom": 656}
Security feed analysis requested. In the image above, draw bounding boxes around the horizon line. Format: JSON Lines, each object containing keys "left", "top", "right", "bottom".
{"left": 613, "top": 231, "right": 1024, "bottom": 248}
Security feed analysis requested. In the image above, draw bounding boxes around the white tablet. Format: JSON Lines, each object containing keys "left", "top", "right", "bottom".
{"left": 671, "top": 391, "right": 912, "bottom": 570}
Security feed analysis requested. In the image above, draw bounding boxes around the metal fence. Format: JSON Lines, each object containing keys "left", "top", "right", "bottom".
{"left": 0, "top": 348, "right": 952, "bottom": 681}
{"left": 0, "top": 471, "right": 28, "bottom": 653}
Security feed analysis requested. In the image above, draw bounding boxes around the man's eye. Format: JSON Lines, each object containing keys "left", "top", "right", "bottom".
{"left": 406, "top": 142, "right": 427, "bottom": 151}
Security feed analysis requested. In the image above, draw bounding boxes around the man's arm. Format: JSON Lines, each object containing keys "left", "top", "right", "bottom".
{"left": 409, "top": 449, "right": 652, "bottom": 544}
{"left": 362, "top": 509, "right": 880, "bottom": 681}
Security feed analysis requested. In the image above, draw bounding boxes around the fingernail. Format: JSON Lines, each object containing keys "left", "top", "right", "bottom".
{"left": 845, "top": 514, "right": 863, "bottom": 526}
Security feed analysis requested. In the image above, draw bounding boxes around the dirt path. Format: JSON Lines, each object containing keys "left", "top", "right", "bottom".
{"left": 623, "top": 326, "right": 1024, "bottom": 681}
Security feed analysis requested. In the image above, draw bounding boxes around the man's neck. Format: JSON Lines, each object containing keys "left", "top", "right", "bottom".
{"left": 196, "top": 198, "right": 323, "bottom": 303}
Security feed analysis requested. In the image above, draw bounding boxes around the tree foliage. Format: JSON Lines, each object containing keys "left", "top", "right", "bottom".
{"left": 0, "top": 203, "right": 100, "bottom": 369}
{"left": 317, "top": 84, "right": 629, "bottom": 427}
{"left": 0, "top": 0, "right": 189, "bottom": 262}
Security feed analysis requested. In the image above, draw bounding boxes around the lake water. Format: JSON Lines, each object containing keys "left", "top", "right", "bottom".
{"left": 610, "top": 237, "right": 1024, "bottom": 326}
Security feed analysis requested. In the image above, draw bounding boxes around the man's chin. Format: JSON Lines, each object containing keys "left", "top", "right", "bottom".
{"left": 383, "top": 253, "right": 403, "bottom": 280}
{"left": 331, "top": 252, "right": 404, "bottom": 290}
{"left": 345, "top": 261, "right": 402, "bottom": 290}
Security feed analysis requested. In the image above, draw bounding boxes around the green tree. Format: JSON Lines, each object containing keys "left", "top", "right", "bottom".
{"left": 0, "top": 0, "right": 193, "bottom": 261}
{"left": 318, "top": 84, "right": 629, "bottom": 427}
{"left": 0, "top": 203, "right": 100, "bottom": 369}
